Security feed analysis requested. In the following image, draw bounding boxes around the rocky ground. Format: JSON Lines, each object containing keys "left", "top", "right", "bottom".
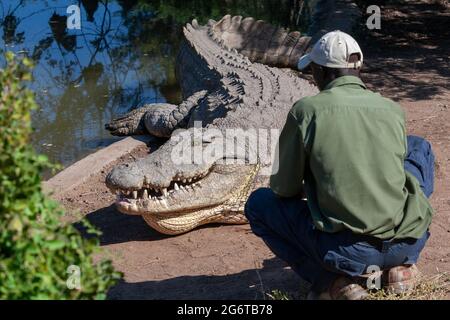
{"left": 54, "top": 1, "right": 450, "bottom": 299}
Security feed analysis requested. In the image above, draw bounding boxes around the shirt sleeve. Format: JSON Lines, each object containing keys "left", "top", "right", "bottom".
{"left": 270, "top": 110, "right": 306, "bottom": 197}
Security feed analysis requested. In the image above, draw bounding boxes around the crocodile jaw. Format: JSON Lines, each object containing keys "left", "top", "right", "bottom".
{"left": 111, "top": 164, "right": 258, "bottom": 235}
{"left": 110, "top": 164, "right": 258, "bottom": 234}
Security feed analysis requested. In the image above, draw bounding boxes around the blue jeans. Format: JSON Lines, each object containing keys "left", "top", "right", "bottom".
{"left": 245, "top": 135, "right": 434, "bottom": 292}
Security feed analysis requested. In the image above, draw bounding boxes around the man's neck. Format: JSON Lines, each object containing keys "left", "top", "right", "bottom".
{"left": 321, "top": 72, "right": 361, "bottom": 91}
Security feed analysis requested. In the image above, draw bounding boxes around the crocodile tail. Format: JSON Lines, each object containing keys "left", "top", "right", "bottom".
{"left": 208, "top": 14, "right": 311, "bottom": 69}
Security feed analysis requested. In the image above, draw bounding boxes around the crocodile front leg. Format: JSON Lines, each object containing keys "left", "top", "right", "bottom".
{"left": 105, "top": 90, "right": 208, "bottom": 138}
{"left": 105, "top": 104, "right": 169, "bottom": 136}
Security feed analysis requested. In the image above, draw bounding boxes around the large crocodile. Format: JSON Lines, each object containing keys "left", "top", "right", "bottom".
{"left": 105, "top": 2, "right": 360, "bottom": 235}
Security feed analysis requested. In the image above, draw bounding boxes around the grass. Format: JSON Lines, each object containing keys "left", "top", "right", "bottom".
{"left": 266, "top": 289, "right": 291, "bottom": 300}
{"left": 267, "top": 272, "right": 450, "bottom": 300}
{"left": 367, "top": 272, "right": 450, "bottom": 300}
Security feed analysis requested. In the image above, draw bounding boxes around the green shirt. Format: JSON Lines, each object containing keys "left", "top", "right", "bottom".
{"left": 270, "top": 76, "right": 433, "bottom": 240}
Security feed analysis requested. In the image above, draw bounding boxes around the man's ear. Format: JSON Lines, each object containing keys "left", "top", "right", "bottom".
{"left": 348, "top": 53, "right": 362, "bottom": 69}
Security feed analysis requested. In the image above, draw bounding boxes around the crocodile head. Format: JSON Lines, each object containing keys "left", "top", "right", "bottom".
{"left": 106, "top": 129, "right": 259, "bottom": 234}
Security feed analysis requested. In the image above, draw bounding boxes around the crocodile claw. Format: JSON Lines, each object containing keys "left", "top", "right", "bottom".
{"left": 105, "top": 107, "right": 151, "bottom": 136}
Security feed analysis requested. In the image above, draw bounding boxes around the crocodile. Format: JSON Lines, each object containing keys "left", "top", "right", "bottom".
{"left": 105, "top": 2, "right": 360, "bottom": 235}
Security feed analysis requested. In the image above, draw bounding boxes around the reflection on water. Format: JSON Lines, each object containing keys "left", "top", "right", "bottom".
{"left": 0, "top": 0, "right": 309, "bottom": 175}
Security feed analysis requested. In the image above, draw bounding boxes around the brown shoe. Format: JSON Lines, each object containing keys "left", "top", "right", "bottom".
{"left": 383, "top": 264, "right": 420, "bottom": 294}
{"left": 307, "top": 276, "right": 369, "bottom": 300}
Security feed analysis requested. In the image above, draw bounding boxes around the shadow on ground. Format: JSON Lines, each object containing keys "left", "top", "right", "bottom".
{"left": 356, "top": 1, "right": 450, "bottom": 101}
{"left": 107, "top": 257, "right": 308, "bottom": 300}
{"left": 74, "top": 206, "right": 310, "bottom": 300}
{"left": 74, "top": 205, "right": 171, "bottom": 245}
{"left": 75, "top": 205, "right": 238, "bottom": 245}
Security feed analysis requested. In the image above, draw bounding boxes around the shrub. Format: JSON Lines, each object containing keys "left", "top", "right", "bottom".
{"left": 0, "top": 52, "right": 122, "bottom": 299}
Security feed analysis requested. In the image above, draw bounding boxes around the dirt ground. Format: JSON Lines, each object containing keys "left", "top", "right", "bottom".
{"left": 54, "top": 1, "right": 450, "bottom": 299}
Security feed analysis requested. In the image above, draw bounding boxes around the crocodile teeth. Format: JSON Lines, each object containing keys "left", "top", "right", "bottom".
{"left": 143, "top": 189, "right": 148, "bottom": 199}
{"left": 162, "top": 188, "right": 168, "bottom": 197}
{"left": 132, "top": 191, "right": 138, "bottom": 199}
{"left": 174, "top": 183, "right": 179, "bottom": 191}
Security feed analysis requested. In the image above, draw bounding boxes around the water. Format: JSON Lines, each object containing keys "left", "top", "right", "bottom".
{"left": 0, "top": 0, "right": 310, "bottom": 175}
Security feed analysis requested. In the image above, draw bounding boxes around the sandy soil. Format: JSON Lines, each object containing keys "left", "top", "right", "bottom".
{"left": 54, "top": 1, "right": 450, "bottom": 299}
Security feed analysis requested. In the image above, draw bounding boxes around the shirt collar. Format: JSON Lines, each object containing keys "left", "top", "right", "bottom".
{"left": 323, "top": 76, "right": 367, "bottom": 91}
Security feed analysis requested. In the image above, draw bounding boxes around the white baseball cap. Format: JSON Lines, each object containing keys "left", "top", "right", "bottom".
{"left": 297, "top": 30, "right": 363, "bottom": 70}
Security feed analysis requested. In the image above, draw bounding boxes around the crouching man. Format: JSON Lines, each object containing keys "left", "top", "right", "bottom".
{"left": 245, "top": 31, "right": 434, "bottom": 300}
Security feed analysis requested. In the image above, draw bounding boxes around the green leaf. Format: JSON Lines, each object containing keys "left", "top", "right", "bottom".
{"left": 8, "top": 217, "right": 23, "bottom": 234}
{"left": 0, "top": 52, "right": 121, "bottom": 299}
{"left": 44, "top": 240, "right": 66, "bottom": 251}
